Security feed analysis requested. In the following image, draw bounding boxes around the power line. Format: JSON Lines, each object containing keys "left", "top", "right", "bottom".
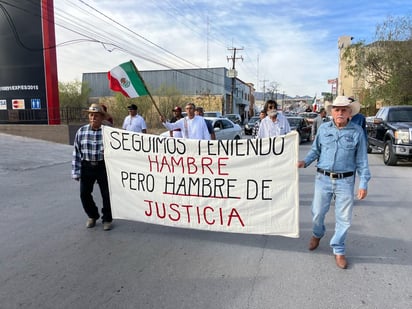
{"left": 227, "top": 47, "right": 243, "bottom": 113}
{"left": 1, "top": 0, "right": 260, "bottom": 93}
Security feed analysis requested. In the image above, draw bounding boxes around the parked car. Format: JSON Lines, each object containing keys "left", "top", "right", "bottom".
{"left": 298, "top": 112, "right": 318, "bottom": 124}
{"left": 160, "top": 117, "right": 242, "bottom": 140}
{"left": 224, "top": 113, "right": 242, "bottom": 125}
{"left": 365, "top": 116, "right": 375, "bottom": 129}
{"left": 286, "top": 116, "right": 312, "bottom": 144}
{"left": 244, "top": 116, "right": 260, "bottom": 135}
{"left": 203, "top": 111, "right": 222, "bottom": 118}
{"left": 206, "top": 117, "right": 242, "bottom": 140}
{"left": 367, "top": 105, "right": 412, "bottom": 165}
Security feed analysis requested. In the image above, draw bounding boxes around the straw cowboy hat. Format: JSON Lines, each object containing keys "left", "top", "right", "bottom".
{"left": 326, "top": 96, "right": 360, "bottom": 116}
{"left": 83, "top": 103, "right": 107, "bottom": 118}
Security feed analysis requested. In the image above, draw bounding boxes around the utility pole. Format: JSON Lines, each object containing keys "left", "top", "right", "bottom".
{"left": 260, "top": 79, "right": 269, "bottom": 104}
{"left": 227, "top": 47, "right": 243, "bottom": 114}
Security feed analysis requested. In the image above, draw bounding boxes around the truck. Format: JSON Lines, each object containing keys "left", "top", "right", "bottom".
{"left": 367, "top": 105, "right": 412, "bottom": 165}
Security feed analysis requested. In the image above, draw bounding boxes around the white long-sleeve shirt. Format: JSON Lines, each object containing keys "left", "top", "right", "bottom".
{"left": 163, "top": 115, "right": 210, "bottom": 140}
{"left": 256, "top": 113, "right": 291, "bottom": 138}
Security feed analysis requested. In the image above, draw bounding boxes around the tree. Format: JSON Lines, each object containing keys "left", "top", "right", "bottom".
{"left": 152, "top": 84, "right": 184, "bottom": 119}
{"left": 58, "top": 80, "right": 90, "bottom": 108}
{"left": 266, "top": 81, "right": 280, "bottom": 101}
{"left": 100, "top": 93, "right": 153, "bottom": 129}
{"left": 342, "top": 15, "right": 412, "bottom": 105}
{"left": 323, "top": 93, "right": 333, "bottom": 102}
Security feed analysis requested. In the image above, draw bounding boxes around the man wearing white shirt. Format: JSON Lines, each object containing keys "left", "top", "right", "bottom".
{"left": 160, "top": 102, "right": 210, "bottom": 140}
{"left": 256, "top": 99, "right": 291, "bottom": 138}
{"left": 122, "top": 104, "right": 147, "bottom": 133}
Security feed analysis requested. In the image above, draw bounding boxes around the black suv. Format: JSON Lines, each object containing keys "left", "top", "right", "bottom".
{"left": 367, "top": 105, "right": 412, "bottom": 165}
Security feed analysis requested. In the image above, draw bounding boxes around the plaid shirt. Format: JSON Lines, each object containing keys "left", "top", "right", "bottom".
{"left": 252, "top": 119, "right": 261, "bottom": 138}
{"left": 71, "top": 124, "right": 104, "bottom": 179}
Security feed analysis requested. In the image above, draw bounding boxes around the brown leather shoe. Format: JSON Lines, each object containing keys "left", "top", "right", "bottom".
{"left": 335, "top": 255, "right": 348, "bottom": 269}
{"left": 308, "top": 236, "right": 321, "bottom": 250}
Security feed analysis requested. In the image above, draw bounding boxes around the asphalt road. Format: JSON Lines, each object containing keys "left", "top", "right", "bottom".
{"left": 0, "top": 133, "right": 411, "bottom": 309}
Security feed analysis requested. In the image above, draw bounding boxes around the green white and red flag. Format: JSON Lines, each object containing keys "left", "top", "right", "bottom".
{"left": 108, "top": 61, "right": 149, "bottom": 98}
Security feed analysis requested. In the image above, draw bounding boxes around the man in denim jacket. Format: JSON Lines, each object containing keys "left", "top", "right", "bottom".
{"left": 298, "top": 96, "right": 371, "bottom": 269}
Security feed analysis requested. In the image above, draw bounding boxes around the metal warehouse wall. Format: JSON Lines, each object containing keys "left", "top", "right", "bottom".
{"left": 82, "top": 67, "right": 230, "bottom": 98}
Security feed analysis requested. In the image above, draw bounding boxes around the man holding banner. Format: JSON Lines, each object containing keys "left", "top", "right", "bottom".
{"left": 72, "top": 103, "right": 113, "bottom": 231}
{"left": 298, "top": 96, "right": 370, "bottom": 269}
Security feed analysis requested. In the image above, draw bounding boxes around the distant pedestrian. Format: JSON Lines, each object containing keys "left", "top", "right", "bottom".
{"left": 256, "top": 110, "right": 281, "bottom": 138}
{"left": 195, "top": 106, "right": 216, "bottom": 140}
{"left": 252, "top": 110, "right": 266, "bottom": 138}
{"left": 311, "top": 107, "right": 330, "bottom": 141}
{"left": 256, "top": 99, "right": 291, "bottom": 138}
{"left": 72, "top": 103, "right": 113, "bottom": 231}
{"left": 348, "top": 97, "right": 367, "bottom": 140}
{"left": 169, "top": 106, "right": 183, "bottom": 138}
{"left": 122, "top": 104, "right": 147, "bottom": 133}
{"left": 101, "top": 104, "right": 114, "bottom": 127}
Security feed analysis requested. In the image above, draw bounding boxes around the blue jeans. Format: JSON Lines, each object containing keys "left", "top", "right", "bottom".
{"left": 311, "top": 173, "right": 355, "bottom": 255}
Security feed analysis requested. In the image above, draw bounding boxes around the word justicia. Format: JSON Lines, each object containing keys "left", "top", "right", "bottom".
{"left": 144, "top": 200, "right": 245, "bottom": 227}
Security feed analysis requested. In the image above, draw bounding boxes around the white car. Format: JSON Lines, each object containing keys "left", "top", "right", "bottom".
{"left": 224, "top": 113, "right": 242, "bottom": 124}
{"left": 160, "top": 117, "right": 242, "bottom": 140}
{"left": 206, "top": 117, "right": 242, "bottom": 140}
{"left": 203, "top": 111, "right": 222, "bottom": 118}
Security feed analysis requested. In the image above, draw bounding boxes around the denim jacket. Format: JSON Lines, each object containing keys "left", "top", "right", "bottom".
{"left": 303, "top": 121, "right": 371, "bottom": 189}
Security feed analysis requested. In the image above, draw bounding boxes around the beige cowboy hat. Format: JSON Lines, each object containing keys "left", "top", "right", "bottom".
{"left": 83, "top": 103, "right": 107, "bottom": 118}
{"left": 326, "top": 96, "right": 360, "bottom": 116}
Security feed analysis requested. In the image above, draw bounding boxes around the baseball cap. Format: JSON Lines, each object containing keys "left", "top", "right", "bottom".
{"left": 127, "top": 104, "right": 138, "bottom": 110}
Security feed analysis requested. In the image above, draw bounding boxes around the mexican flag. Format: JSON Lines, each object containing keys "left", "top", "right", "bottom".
{"left": 312, "top": 93, "right": 318, "bottom": 112}
{"left": 108, "top": 61, "right": 149, "bottom": 98}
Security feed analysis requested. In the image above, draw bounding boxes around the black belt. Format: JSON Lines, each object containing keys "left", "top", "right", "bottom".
{"left": 317, "top": 168, "right": 354, "bottom": 179}
{"left": 82, "top": 160, "right": 104, "bottom": 167}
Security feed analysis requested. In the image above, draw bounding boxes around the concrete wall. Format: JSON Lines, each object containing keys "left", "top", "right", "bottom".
{"left": 0, "top": 124, "right": 83, "bottom": 145}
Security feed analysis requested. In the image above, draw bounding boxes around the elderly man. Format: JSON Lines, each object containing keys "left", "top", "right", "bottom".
{"left": 297, "top": 96, "right": 371, "bottom": 269}
{"left": 72, "top": 103, "right": 113, "bottom": 231}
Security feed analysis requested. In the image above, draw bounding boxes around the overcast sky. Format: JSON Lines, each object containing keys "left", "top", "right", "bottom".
{"left": 54, "top": 0, "right": 411, "bottom": 97}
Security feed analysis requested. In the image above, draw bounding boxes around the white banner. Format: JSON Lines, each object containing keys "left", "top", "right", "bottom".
{"left": 103, "top": 127, "right": 300, "bottom": 238}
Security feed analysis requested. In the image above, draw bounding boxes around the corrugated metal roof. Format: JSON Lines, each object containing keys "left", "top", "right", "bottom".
{"left": 83, "top": 67, "right": 235, "bottom": 97}
{"left": 82, "top": 67, "right": 253, "bottom": 114}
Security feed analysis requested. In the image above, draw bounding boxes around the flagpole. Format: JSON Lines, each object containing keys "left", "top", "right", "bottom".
{"left": 130, "top": 60, "right": 163, "bottom": 117}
